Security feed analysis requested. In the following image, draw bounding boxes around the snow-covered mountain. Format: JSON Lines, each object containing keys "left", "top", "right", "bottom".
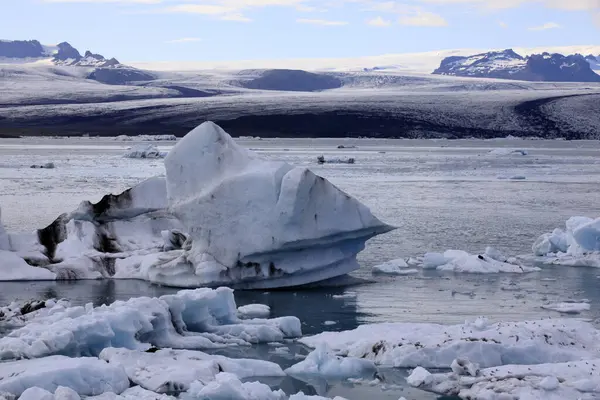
{"left": 586, "top": 54, "right": 600, "bottom": 71}
{"left": 0, "top": 39, "right": 122, "bottom": 68}
{"left": 434, "top": 49, "right": 600, "bottom": 82}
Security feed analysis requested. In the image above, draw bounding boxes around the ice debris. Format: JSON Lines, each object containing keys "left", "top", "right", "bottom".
{"left": 123, "top": 144, "right": 167, "bottom": 159}
{"left": 417, "top": 248, "right": 539, "bottom": 273}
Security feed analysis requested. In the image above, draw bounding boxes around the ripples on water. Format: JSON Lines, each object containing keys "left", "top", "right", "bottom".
{"left": 1, "top": 137, "right": 600, "bottom": 399}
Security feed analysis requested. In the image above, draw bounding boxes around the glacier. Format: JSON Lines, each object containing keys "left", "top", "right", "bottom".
{"left": 0, "top": 122, "right": 392, "bottom": 288}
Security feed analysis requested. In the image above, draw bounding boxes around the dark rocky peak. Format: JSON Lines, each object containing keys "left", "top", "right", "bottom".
{"left": 54, "top": 42, "right": 82, "bottom": 61}
{"left": 0, "top": 40, "right": 46, "bottom": 58}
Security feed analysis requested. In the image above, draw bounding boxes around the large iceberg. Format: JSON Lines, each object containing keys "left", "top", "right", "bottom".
{"left": 531, "top": 216, "right": 600, "bottom": 267}
{"left": 0, "top": 122, "right": 392, "bottom": 288}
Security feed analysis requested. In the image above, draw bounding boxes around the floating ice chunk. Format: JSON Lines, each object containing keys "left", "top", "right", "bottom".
{"left": 182, "top": 372, "right": 286, "bottom": 400}
{"left": 18, "top": 387, "right": 54, "bottom": 400}
{"left": 406, "top": 367, "right": 432, "bottom": 387}
{"left": 331, "top": 293, "right": 356, "bottom": 299}
{"left": 316, "top": 156, "right": 355, "bottom": 164}
{"left": 532, "top": 228, "right": 569, "bottom": 256}
{"left": 124, "top": 144, "right": 167, "bottom": 159}
{"left": 541, "top": 301, "right": 590, "bottom": 314}
{"left": 99, "top": 348, "right": 284, "bottom": 393}
{"left": 572, "top": 218, "right": 600, "bottom": 252}
{"left": 488, "top": 148, "right": 528, "bottom": 156}
{"left": 323, "top": 320, "right": 337, "bottom": 326}
{"left": 408, "top": 359, "right": 600, "bottom": 400}
{"left": 30, "top": 162, "right": 55, "bottom": 169}
{"left": 484, "top": 247, "right": 506, "bottom": 262}
{"left": 420, "top": 249, "right": 537, "bottom": 274}
{"left": 86, "top": 386, "right": 176, "bottom": 400}
{"left": 237, "top": 304, "right": 270, "bottom": 319}
{"left": 450, "top": 358, "right": 479, "bottom": 377}
{"left": 299, "top": 318, "right": 600, "bottom": 368}
{"left": 161, "top": 121, "right": 393, "bottom": 289}
{"left": 371, "top": 259, "right": 417, "bottom": 275}
{"left": 114, "top": 135, "right": 176, "bottom": 142}
{"left": 0, "top": 356, "right": 129, "bottom": 397}
{"left": 286, "top": 344, "right": 377, "bottom": 380}
{"left": 0, "top": 288, "right": 301, "bottom": 360}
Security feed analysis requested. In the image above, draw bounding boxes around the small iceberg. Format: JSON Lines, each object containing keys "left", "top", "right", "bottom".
{"left": 371, "top": 258, "right": 418, "bottom": 275}
{"left": 531, "top": 216, "right": 600, "bottom": 268}
{"left": 317, "top": 155, "right": 355, "bottom": 164}
{"left": 30, "top": 162, "right": 55, "bottom": 169}
{"left": 541, "top": 301, "right": 591, "bottom": 314}
{"left": 124, "top": 144, "right": 167, "bottom": 159}
{"left": 488, "top": 148, "right": 528, "bottom": 156}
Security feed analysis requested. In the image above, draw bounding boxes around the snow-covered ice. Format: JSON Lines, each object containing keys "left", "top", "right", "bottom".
{"left": 0, "top": 287, "right": 301, "bottom": 360}
{"left": 99, "top": 347, "right": 284, "bottom": 393}
{"left": 0, "top": 356, "right": 129, "bottom": 397}
{"left": 286, "top": 343, "right": 377, "bottom": 380}
{"left": 408, "top": 358, "right": 600, "bottom": 400}
{"left": 405, "top": 367, "right": 432, "bottom": 387}
{"left": 237, "top": 304, "right": 270, "bottom": 318}
{"left": 417, "top": 249, "right": 538, "bottom": 273}
{"left": 541, "top": 301, "right": 591, "bottom": 314}
{"left": 181, "top": 372, "right": 286, "bottom": 400}
{"left": 114, "top": 134, "right": 177, "bottom": 142}
{"left": 300, "top": 317, "right": 600, "bottom": 368}
{"left": 123, "top": 144, "right": 167, "bottom": 159}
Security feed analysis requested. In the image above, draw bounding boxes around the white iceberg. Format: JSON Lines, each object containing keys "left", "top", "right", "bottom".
{"left": 181, "top": 372, "right": 286, "bottom": 400}
{"left": 531, "top": 216, "right": 600, "bottom": 267}
{"left": 237, "top": 304, "right": 271, "bottom": 319}
{"left": 115, "top": 135, "right": 177, "bottom": 142}
{"left": 99, "top": 348, "right": 284, "bottom": 394}
{"left": 299, "top": 317, "right": 600, "bottom": 368}
{"left": 0, "top": 356, "right": 129, "bottom": 397}
{"left": 285, "top": 343, "right": 377, "bottom": 380}
{"left": 0, "top": 122, "right": 392, "bottom": 288}
{"left": 407, "top": 358, "right": 600, "bottom": 400}
{"left": 0, "top": 287, "right": 301, "bottom": 360}
{"left": 417, "top": 249, "right": 538, "bottom": 274}
{"left": 21, "top": 386, "right": 176, "bottom": 400}
{"left": 123, "top": 144, "right": 167, "bottom": 159}
{"left": 158, "top": 121, "right": 393, "bottom": 289}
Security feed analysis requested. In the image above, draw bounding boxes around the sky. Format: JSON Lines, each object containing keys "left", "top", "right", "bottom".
{"left": 1, "top": 0, "right": 599, "bottom": 62}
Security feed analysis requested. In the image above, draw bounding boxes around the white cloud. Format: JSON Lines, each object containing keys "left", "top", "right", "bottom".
{"left": 498, "top": 20, "right": 507, "bottom": 27}
{"left": 296, "top": 18, "right": 349, "bottom": 25}
{"left": 528, "top": 21, "right": 561, "bottom": 30}
{"left": 418, "top": 0, "right": 600, "bottom": 11}
{"left": 595, "top": 11, "right": 600, "bottom": 26}
{"left": 165, "top": 37, "right": 202, "bottom": 43}
{"left": 367, "top": 16, "right": 392, "bottom": 26}
{"left": 399, "top": 11, "right": 448, "bottom": 26}
{"left": 220, "top": 13, "right": 252, "bottom": 21}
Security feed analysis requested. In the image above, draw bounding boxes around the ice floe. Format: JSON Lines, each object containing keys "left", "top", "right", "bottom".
{"left": 286, "top": 343, "right": 377, "bottom": 380}
{"left": 371, "top": 259, "right": 418, "bottom": 275}
{"left": 541, "top": 301, "right": 591, "bottom": 314}
{"left": 0, "top": 287, "right": 301, "bottom": 360}
{"left": 237, "top": 304, "right": 271, "bottom": 319}
{"left": 99, "top": 348, "right": 284, "bottom": 393}
{"left": 408, "top": 358, "right": 600, "bottom": 399}
{"left": 299, "top": 317, "right": 600, "bottom": 368}
{"left": 0, "top": 356, "right": 129, "bottom": 397}
{"left": 124, "top": 144, "right": 167, "bottom": 159}
{"left": 114, "top": 134, "right": 177, "bottom": 141}
{"left": 488, "top": 148, "right": 528, "bottom": 156}
{"left": 416, "top": 248, "right": 539, "bottom": 273}
{"left": 0, "top": 122, "right": 392, "bottom": 288}
{"left": 531, "top": 216, "right": 600, "bottom": 268}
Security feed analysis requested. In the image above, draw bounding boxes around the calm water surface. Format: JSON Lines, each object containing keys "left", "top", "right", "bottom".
{"left": 1, "top": 137, "right": 600, "bottom": 399}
